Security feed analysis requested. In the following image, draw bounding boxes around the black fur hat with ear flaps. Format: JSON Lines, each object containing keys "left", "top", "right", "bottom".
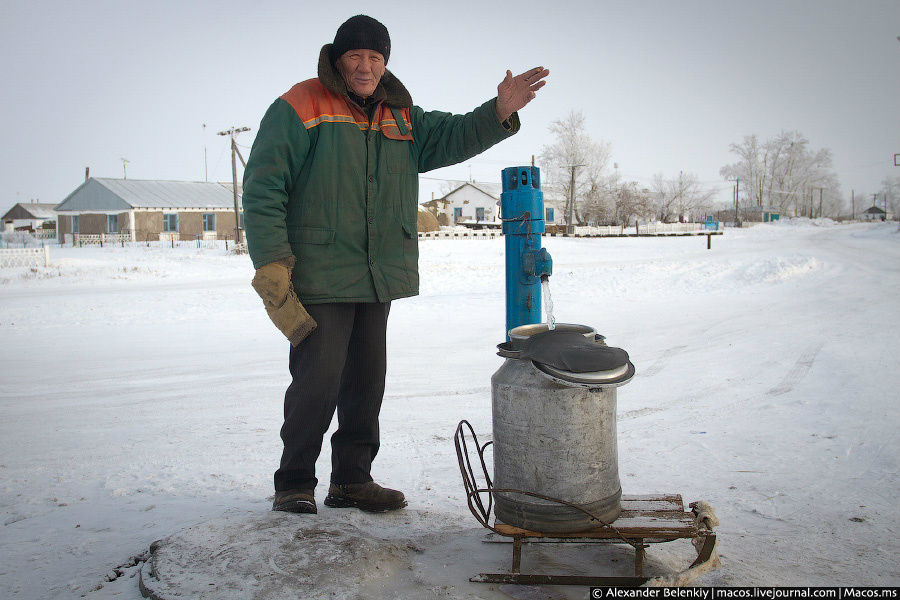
{"left": 330, "top": 15, "right": 391, "bottom": 65}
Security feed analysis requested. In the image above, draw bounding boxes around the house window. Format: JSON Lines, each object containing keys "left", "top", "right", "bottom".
{"left": 107, "top": 214, "right": 118, "bottom": 233}
{"left": 545, "top": 207, "right": 554, "bottom": 222}
{"left": 163, "top": 213, "right": 178, "bottom": 232}
{"left": 202, "top": 213, "right": 216, "bottom": 232}
{"left": 453, "top": 207, "right": 463, "bottom": 221}
{"left": 72, "top": 215, "right": 79, "bottom": 234}
{"left": 476, "top": 207, "right": 485, "bottom": 221}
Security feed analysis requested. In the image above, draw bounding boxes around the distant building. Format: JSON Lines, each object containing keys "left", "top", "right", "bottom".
{"left": 716, "top": 206, "right": 780, "bottom": 224}
{"left": 861, "top": 205, "right": 890, "bottom": 221}
{"left": 422, "top": 181, "right": 566, "bottom": 228}
{"left": 422, "top": 182, "right": 500, "bottom": 227}
{"left": 55, "top": 178, "right": 242, "bottom": 243}
{"left": 2, "top": 202, "right": 58, "bottom": 233}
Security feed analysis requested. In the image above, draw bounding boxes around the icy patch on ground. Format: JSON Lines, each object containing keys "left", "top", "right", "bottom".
{"left": 143, "top": 511, "right": 414, "bottom": 599}
{"left": 139, "top": 508, "right": 703, "bottom": 599}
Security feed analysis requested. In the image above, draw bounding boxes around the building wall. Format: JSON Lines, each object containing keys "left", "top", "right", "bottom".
{"left": 134, "top": 211, "right": 163, "bottom": 241}
{"left": 543, "top": 196, "right": 566, "bottom": 224}
{"left": 132, "top": 209, "right": 240, "bottom": 240}
{"left": 445, "top": 187, "right": 499, "bottom": 225}
{"left": 179, "top": 213, "right": 202, "bottom": 237}
{"left": 80, "top": 213, "right": 109, "bottom": 235}
{"left": 110, "top": 211, "right": 130, "bottom": 233}
{"left": 58, "top": 214, "right": 71, "bottom": 242}
{"left": 217, "top": 211, "right": 238, "bottom": 238}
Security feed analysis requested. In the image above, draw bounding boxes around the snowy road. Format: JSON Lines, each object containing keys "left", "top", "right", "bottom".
{"left": 1, "top": 221, "right": 898, "bottom": 598}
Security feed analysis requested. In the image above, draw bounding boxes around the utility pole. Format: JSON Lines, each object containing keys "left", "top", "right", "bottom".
{"left": 851, "top": 189, "right": 855, "bottom": 220}
{"left": 218, "top": 126, "right": 251, "bottom": 245}
{"left": 566, "top": 164, "right": 584, "bottom": 235}
{"left": 813, "top": 187, "right": 824, "bottom": 218}
{"left": 120, "top": 157, "right": 130, "bottom": 179}
{"left": 729, "top": 178, "right": 741, "bottom": 227}
{"left": 202, "top": 123, "right": 208, "bottom": 182}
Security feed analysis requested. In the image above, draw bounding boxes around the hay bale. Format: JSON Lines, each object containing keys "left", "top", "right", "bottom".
{"left": 417, "top": 208, "right": 440, "bottom": 232}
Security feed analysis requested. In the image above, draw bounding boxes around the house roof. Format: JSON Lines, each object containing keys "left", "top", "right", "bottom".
{"left": 421, "top": 198, "right": 450, "bottom": 207}
{"left": 56, "top": 178, "right": 241, "bottom": 212}
{"left": 2, "top": 203, "right": 58, "bottom": 221}
{"left": 863, "top": 205, "right": 886, "bottom": 215}
{"left": 439, "top": 182, "right": 500, "bottom": 202}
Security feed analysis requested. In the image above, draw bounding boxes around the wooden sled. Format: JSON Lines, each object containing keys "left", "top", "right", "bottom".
{"left": 455, "top": 420, "right": 719, "bottom": 587}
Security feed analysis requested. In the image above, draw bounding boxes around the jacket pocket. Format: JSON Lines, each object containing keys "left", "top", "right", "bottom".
{"left": 288, "top": 226, "right": 337, "bottom": 300}
{"left": 386, "top": 138, "right": 415, "bottom": 174}
{"left": 289, "top": 226, "right": 335, "bottom": 245}
{"left": 401, "top": 221, "right": 419, "bottom": 292}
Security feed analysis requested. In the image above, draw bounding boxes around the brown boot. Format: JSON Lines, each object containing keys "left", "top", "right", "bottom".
{"left": 272, "top": 489, "right": 316, "bottom": 514}
{"left": 323, "top": 481, "right": 407, "bottom": 513}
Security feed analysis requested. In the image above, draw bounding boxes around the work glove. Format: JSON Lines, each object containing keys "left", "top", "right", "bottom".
{"left": 251, "top": 256, "right": 317, "bottom": 346}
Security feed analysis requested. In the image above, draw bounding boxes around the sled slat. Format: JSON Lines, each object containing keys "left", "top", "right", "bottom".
{"left": 492, "top": 494, "right": 697, "bottom": 540}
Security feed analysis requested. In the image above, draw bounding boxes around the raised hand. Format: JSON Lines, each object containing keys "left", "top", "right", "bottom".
{"left": 495, "top": 66, "right": 549, "bottom": 122}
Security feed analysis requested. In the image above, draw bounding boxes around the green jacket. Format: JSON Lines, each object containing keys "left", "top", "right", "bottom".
{"left": 242, "top": 45, "right": 519, "bottom": 304}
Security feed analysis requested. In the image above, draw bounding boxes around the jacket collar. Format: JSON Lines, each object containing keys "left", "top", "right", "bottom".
{"left": 318, "top": 44, "right": 413, "bottom": 109}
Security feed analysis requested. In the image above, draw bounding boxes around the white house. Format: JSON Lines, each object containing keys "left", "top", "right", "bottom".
{"left": 422, "top": 183, "right": 500, "bottom": 226}
{"left": 422, "top": 181, "right": 566, "bottom": 228}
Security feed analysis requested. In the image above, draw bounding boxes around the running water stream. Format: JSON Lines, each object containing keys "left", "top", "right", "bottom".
{"left": 541, "top": 277, "right": 556, "bottom": 330}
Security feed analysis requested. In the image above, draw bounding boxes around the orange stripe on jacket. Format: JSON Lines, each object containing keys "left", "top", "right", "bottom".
{"left": 280, "top": 78, "right": 413, "bottom": 141}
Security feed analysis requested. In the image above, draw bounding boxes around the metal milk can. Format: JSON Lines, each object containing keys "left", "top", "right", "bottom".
{"left": 491, "top": 323, "right": 635, "bottom": 533}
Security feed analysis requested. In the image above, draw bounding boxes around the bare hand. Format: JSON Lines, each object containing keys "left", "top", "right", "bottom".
{"left": 495, "top": 66, "right": 549, "bottom": 122}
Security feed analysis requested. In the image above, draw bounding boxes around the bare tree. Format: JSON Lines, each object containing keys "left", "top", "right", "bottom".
{"left": 720, "top": 131, "right": 843, "bottom": 217}
{"left": 650, "top": 171, "right": 716, "bottom": 222}
{"left": 881, "top": 175, "right": 900, "bottom": 219}
{"left": 539, "top": 111, "right": 611, "bottom": 226}
{"left": 615, "top": 182, "right": 654, "bottom": 227}
{"left": 578, "top": 171, "right": 618, "bottom": 225}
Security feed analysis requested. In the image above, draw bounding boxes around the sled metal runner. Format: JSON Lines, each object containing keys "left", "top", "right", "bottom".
{"left": 454, "top": 420, "right": 719, "bottom": 587}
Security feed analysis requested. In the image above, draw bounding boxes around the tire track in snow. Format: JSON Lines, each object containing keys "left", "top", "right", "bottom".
{"left": 384, "top": 386, "right": 489, "bottom": 400}
{"left": 766, "top": 343, "right": 824, "bottom": 397}
{"left": 642, "top": 345, "right": 689, "bottom": 377}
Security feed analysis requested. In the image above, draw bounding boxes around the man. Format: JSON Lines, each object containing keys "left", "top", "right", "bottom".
{"left": 242, "top": 15, "right": 548, "bottom": 514}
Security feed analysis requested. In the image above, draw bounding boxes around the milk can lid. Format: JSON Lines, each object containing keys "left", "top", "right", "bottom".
{"left": 498, "top": 326, "right": 635, "bottom": 387}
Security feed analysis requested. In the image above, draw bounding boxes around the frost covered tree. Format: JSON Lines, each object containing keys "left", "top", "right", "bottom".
{"left": 614, "top": 181, "right": 654, "bottom": 227}
{"left": 720, "top": 131, "right": 843, "bottom": 217}
{"left": 539, "top": 111, "right": 612, "bottom": 226}
{"left": 650, "top": 171, "right": 716, "bottom": 222}
{"left": 880, "top": 175, "right": 900, "bottom": 219}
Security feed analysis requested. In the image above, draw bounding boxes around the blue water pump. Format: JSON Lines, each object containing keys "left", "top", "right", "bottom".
{"left": 501, "top": 166, "right": 553, "bottom": 338}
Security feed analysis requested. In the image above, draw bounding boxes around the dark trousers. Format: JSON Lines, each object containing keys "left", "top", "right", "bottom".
{"left": 274, "top": 302, "right": 390, "bottom": 492}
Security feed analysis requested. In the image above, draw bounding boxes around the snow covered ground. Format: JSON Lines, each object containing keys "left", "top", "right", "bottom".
{"left": 1, "top": 220, "right": 898, "bottom": 598}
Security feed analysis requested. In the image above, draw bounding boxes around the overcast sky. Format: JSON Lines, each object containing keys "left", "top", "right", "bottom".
{"left": 2, "top": 0, "right": 898, "bottom": 216}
